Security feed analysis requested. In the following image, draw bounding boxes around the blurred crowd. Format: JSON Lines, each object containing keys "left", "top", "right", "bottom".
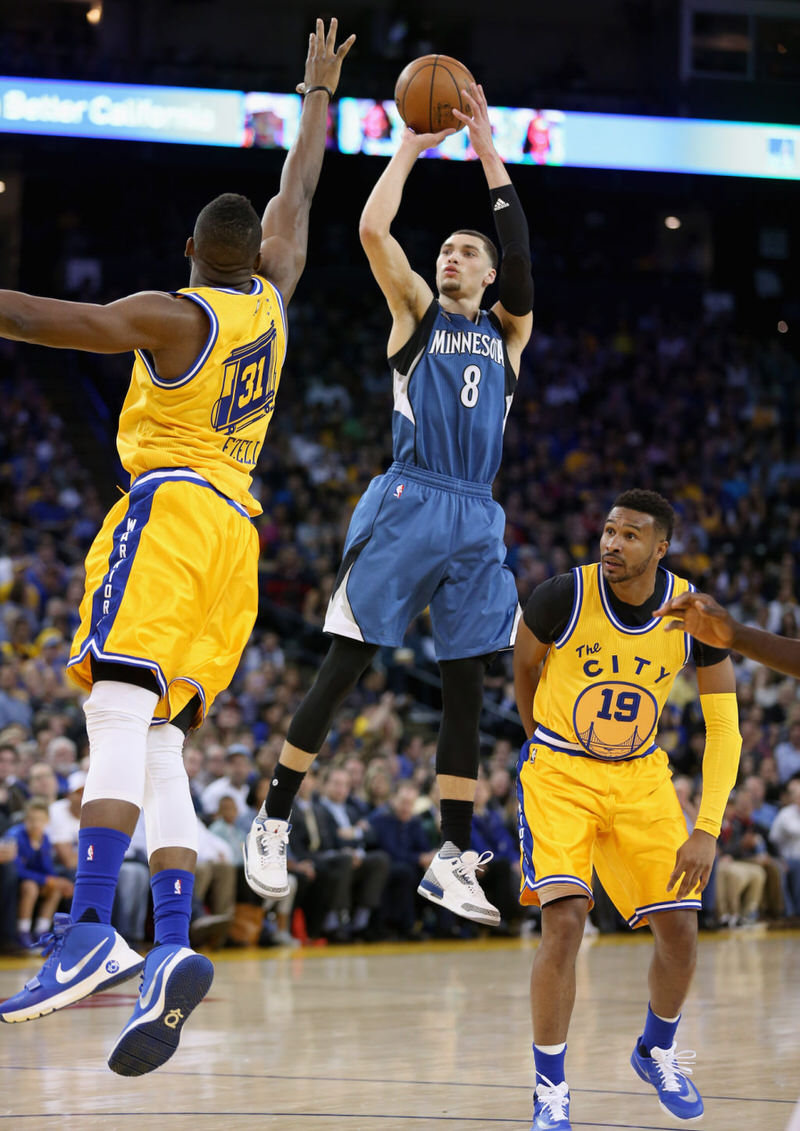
{"left": 2, "top": 290, "right": 800, "bottom": 953}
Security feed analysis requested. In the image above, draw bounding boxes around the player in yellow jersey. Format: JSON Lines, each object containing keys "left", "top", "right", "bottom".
{"left": 0, "top": 18, "right": 354, "bottom": 1075}
{"left": 514, "top": 490, "right": 742, "bottom": 1130}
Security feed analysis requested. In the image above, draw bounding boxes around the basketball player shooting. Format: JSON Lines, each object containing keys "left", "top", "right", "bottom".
{"left": 514, "top": 489, "right": 741, "bottom": 1129}
{"left": 0, "top": 17, "right": 354, "bottom": 1075}
{"left": 244, "top": 80, "right": 533, "bottom": 928}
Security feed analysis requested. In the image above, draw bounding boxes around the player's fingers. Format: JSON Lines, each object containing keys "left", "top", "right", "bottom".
{"left": 663, "top": 619, "right": 685, "bottom": 632}
{"left": 337, "top": 33, "right": 356, "bottom": 59}
{"left": 325, "top": 16, "right": 338, "bottom": 52}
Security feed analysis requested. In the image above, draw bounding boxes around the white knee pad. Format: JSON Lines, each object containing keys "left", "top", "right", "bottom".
{"left": 82, "top": 681, "right": 159, "bottom": 807}
{"left": 143, "top": 723, "right": 198, "bottom": 855}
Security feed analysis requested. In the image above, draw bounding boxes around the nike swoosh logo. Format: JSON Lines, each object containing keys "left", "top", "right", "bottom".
{"left": 139, "top": 954, "right": 173, "bottom": 1010}
{"left": 55, "top": 940, "right": 107, "bottom": 984}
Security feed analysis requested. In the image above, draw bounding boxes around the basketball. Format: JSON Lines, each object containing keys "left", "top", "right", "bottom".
{"left": 394, "top": 54, "right": 476, "bottom": 134}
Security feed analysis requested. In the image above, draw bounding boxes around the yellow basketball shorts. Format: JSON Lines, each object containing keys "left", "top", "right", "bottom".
{"left": 68, "top": 469, "right": 259, "bottom": 726}
{"left": 516, "top": 742, "right": 701, "bottom": 928}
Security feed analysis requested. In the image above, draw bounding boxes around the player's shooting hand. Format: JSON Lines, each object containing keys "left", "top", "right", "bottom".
{"left": 296, "top": 18, "right": 356, "bottom": 99}
{"left": 655, "top": 590, "right": 736, "bottom": 649}
{"left": 401, "top": 125, "right": 457, "bottom": 153}
{"left": 667, "top": 829, "right": 717, "bottom": 900}
{"left": 452, "top": 83, "right": 494, "bottom": 157}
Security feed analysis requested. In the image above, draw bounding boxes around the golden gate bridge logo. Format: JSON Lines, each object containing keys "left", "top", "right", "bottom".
{"left": 572, "top": 681, "right": 658, "bottom": 761}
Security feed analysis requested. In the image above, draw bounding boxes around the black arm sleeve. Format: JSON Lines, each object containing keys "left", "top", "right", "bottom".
{"left": 522, "top": 574, "right": 575, "bottom": 643}
{"left": 489, "top": 184, "right": 533, "bottom": 317}
{"left": 691, "top": 638, "right": 730, "bottom": 667}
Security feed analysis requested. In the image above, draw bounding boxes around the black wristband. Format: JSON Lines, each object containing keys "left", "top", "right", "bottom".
{"left": 303, "top": 85, "right": 333, "bottom": 101}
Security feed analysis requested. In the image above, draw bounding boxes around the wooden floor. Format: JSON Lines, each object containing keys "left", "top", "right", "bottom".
{"left": 0, "top": 927, "right": 797, "bottom": 1130}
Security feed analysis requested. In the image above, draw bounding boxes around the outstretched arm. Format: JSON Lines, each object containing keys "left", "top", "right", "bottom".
{"left": 358, "top": 127, "right": 450, "bottom": 349}
{"left": 0, "top": 289, "right": 204, "bottom": 355}
{"left": 259, "top": 18, "right": 355, "bottom": 305}
{"left": 657, "top": 590, "right": 800, "bottom": 679}
{"left": 453, "top": 82, "right": 533, "bottom": 369}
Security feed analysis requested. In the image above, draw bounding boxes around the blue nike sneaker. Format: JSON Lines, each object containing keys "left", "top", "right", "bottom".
{"left": 0, "top": 914, "right": 144, "bottom": 1023}
{"left": 631, "top": 1040, "right": 704, "bottom": 1121}
{"left": 531, "top": 1076, "right": 571, "bottom": 1129}
{"left": 108, "top": 943, "right": 214, "bottom": 1076}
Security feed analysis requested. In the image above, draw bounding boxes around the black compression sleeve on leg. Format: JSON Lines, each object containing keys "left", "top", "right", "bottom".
{"left": 436, "top": 656, "right": 489, "bottom": 780}
{"left": 489, "top": 184, "right": 533, "bottom": 317}
{"left": 286, "top": 636, "right": 379, "bottom": 754}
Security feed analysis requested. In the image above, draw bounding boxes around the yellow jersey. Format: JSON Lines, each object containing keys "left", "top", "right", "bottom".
{"left": 117, "top": 275, "right": 287, "bottom": 516}
{"left": 532, "top": 564, "right": 692, "bottom": 761}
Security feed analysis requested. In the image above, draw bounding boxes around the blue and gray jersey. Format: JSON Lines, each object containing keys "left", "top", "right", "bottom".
{"left": 389, "top": 300, "right": 516, "bottom": 485}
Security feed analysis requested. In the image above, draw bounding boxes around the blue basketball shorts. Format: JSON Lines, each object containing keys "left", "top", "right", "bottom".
{"left": 323, "top": 462, "right": 521, "bottom": 660}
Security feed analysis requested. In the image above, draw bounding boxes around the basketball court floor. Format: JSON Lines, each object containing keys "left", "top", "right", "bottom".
{"left": 1, "top": 927, "right": 797, "bottom": 1129}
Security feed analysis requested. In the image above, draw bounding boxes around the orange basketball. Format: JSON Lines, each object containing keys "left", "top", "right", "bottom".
{"left": 394, "top": 54, "right": 476, "bottom": 134}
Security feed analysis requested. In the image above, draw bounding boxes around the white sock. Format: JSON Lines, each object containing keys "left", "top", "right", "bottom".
{"left": 535, "top": 1042, "right": 567, "bottom": 1055}
{"left": 33, "top": 917, "right": 50, "bottom": 935}
{"left": 17, "top": 918, "right": 31, "bottom": 932}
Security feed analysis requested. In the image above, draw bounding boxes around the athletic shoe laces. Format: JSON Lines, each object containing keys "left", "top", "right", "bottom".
{"left": 650, "top": 1043, "right": 696, "bottom": 1092}
{"left": 23, "top": 914, "right": 71, "bottom": 989}
{"left": 37, "top": 913, "right": 71, "bottom": 961}
{"left": 257, "top": 822, "right": 288, "bottom": 862}
{"left": 454, "top": 850, "right": 493, "bottom": 892}
{"left": 536, "top": 1075, "right": 570, "bottom": 1119}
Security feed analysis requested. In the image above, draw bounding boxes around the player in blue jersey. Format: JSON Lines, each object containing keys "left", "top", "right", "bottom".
{"left": 245, "top": 82, "right": 533, "bottom": 926}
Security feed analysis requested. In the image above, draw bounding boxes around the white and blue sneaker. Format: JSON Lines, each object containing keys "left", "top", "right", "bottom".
{"left": 417, "top": 842, "right": 500, "bottom": 925}
{"left": 531, "top": 1076, "right": 571, "bottom": 1129}
{"left": 243, "top": 812, "right": 291, "bottom": 899}
{"left": 631, "top": 1041, "right": 704, "bottom": 1121}
{"left": 108, "top": 943, "right": 214, "bottom": 1076}
{"left": 0, "top": 914, "right": 143, "bottom": 1023}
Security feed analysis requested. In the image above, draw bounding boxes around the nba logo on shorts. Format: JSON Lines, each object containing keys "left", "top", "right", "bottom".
{"left": 174, "top": 878, "right": 182, "bottom": 895}
{"left": 86, "top": 844, "right": 94, "bottom": 861}
{"left": 394, "top": 483, "right": 405, "bottom": 499}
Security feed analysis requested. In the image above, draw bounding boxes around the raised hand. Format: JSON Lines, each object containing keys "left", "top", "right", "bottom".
{"left": 452, "top": 82, "right": 495, "bottom": 158}
{"left": 296, "top": 17, "right": 356, "bottom": 99}
{"left": 400, "top": 125, "right": 456, "bottom": 153}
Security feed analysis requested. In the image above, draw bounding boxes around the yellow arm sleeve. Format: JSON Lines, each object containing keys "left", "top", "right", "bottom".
{"left": 695, "top": 692, "right": 742, "bottom": 837}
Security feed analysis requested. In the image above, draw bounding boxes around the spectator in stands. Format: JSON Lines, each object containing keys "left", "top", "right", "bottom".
{"left": 183, "top": 744, "right": 208, "bottom": 814}
{"left": 200, "top": 747, "right": 255, "bottom": 819}
{"left": 315, "top": 766, "right": 390, "bottom": 938}
{"left": 744, "top": 773, "right": 779, "bottom": 834}
{"left": 47, "top": 769, "right": 85, "bottom": 877}
{"left": 723, "top": 789, "right": 784, "bottom": 920}
{"left": 775, "top": 721, "right": 800, "bottom": 785}
{"left": 288, "top": 766, "right": 360, "bottom": 941}
{"left": 208, "top": 795, "right": 247, "bottom": 860}
{"left": 369, "top": 781, "right": 435, "bottom": 939}
{"left": 7, "top": 797, "right": 73, "bottom": 945}
{"left": 45, "top": 735, "right": 78, "bottom": 793}
{"left": 769, "top": 779, "right": 800, "bottom": 916}
{"left": 0, "top": 741, "right": 28, "bottom": 816}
